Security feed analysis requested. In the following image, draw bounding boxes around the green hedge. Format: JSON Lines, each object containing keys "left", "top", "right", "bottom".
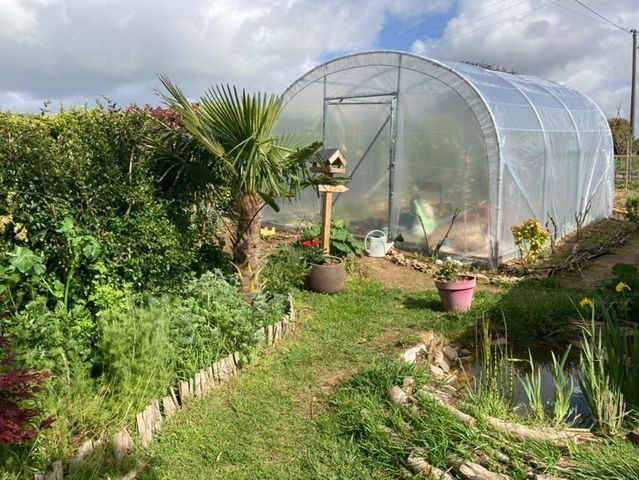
{"left": 0, "top": 107, "right": 221, "bottom": 293}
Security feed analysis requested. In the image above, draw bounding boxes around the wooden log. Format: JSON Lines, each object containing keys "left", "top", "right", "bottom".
{"left": 447, "top": 455, "right": 510, "bottom": 480}
{"left": 388, "top": 385, "right": 413, "bottom": 406}
{"left": 233, "top": 351, "right": 241, "bottom": 368}
{"left": 34, "top": 475, "right": 44, "bottom": 480}
{"left": 170, "top": 386, "right": 179, "bottom": 408}
{"left": 485, "top": 416, "right": 599, "bottom": 447}
{"left": 122, "top": 462, "right": 145, "bottom": 480}
{"left": 194, "top": 371, "right": 202, "bottom": 397}
{"left": 201, "top": 368, "right": 208, "bottom": 392}
{"left": 151, "top": 400, "right": 162, "bottom": 432}
{"left": 113, "top": 428, "right": 134, "bottom": 461}
{"left": 216, "top": 359, "right": 226, "bottom": 382}
{"left": 267, "top": 324, "right": 274, "bottom": 345}
{"left": 407, "top": 451, "right": 454, "bottom": 480}
{"left": 418, "top": 386, "right": 477, "bottom": 427}
{"left": 71, "top": 439, "right": 94, "bottom": 466}
{"left": 277, "top": 321, "right": 284, "bottom": 341}
{"left": 200, "top": 369, "right": 209, "bottom": 394}
{"left": 44, "top": 461, "right": 64, "bottom": 480}
{"left": 178, "top": 380, "right": 190, "bottom": 407}
{"left": 226, "top": 354, "right": 237, "bottom": 376}
{"left": 189, "top": 378, "right": 194, "bottom": 397}
{"left": 136, "top": 410, "right": 152, "bottom": 448}
{"left": 282, "top": 318, "right": 289, "bottom": 337}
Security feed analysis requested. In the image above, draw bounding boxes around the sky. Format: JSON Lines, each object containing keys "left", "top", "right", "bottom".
{"left": 1, "top": 0, "right": 637, "bottom": 134}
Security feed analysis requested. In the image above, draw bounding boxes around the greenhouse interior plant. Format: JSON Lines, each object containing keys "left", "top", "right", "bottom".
{"left": 298, "top": 238, "right": 345, "bottom": 294}
{"left": 433, "top": 257, "right": 476, "bottom": 312}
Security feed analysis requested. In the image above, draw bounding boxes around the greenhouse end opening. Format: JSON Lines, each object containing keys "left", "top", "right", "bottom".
{"left": 267, "top": 51, "right": 614, "bottom": 268}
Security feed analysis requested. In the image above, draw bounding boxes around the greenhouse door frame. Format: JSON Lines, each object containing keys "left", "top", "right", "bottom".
{"left": 322, "top": 91, "right": 399, "bottom": 235}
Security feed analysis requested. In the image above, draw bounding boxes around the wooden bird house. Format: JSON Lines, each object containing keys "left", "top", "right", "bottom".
{"left": 310, "top": 148, "right": 346, "bottom": 175}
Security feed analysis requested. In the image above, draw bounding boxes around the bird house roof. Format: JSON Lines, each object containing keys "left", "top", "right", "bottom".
{"left": 317, "top": 148, "right": 346, "bottom": 166}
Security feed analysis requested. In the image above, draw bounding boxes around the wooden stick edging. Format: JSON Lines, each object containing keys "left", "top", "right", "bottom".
{"left": 35, "top": 295, "right": 297, "bottom": 479}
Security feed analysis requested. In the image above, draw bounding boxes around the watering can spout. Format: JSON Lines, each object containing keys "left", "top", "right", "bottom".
{"left": 364, "top": 230, "right": 394, "bottom": 258}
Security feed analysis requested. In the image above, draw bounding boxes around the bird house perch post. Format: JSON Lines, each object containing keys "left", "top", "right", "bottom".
{"left": 310, "top": 148, "right": 348, "bottom": 255}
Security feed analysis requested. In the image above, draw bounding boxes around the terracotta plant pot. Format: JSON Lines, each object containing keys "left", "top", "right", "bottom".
{"left": 434, "top": 275, "right": 476, "bottom": 312}
{"left": 307, "top": 255, "right": 345, "bottom": 294}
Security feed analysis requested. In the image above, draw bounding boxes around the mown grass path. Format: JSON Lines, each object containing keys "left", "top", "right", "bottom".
{"left": 138, "top": 279, "right": 458, "bottom": 479}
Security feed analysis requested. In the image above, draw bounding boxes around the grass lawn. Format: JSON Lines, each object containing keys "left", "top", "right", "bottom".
{"left": 102, "top": 275, "right": 584, "bottom": 480}
{"left": 136, "top": 279, "right": 445, "bottom": 479}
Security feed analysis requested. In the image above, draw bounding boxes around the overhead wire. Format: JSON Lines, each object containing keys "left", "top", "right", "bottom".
{"left": 570, "top": 0, "right": 629, "bottom": 32}
{"left": 555, "top": 2, "right": 623, "bottom": 29}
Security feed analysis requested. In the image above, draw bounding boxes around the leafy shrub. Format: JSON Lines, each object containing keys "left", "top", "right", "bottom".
{"left": 301, "top": 219, "right": 363, "bottom": 259}
{"left": 253, "top": 292, "right": 289, "bottom": 329}
{"left": 511, "top": 219, "right": 549, "bottom": 271}
{"left": 4, "top": 300, "right": 95, "bottom": 372}
{"left": 167, "top": 271, "right": 254, "bottom": 379}
{"left": 0, "top": 108, "right": 225, "bottom": 295}
{"left": 261, "top": 246, "right": 309, "bottom": 295}
{"left": 626, "top": 194, "right": 639, "bottom": 224}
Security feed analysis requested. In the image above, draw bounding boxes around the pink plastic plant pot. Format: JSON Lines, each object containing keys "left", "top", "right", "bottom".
{"left": 434, "top": 275, "right": 476, "bottom": 312}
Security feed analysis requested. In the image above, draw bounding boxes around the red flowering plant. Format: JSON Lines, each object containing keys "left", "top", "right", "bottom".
{"left": 0, "top": 336, "right": 54, "bottom": 445}
{"left": 297, "top": 238, "right": 326, "bottom": 265}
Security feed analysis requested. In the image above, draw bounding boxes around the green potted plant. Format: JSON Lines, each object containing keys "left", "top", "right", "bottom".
{"left": 298, "top": 238, "right": 345, "bottom": 294}
{"left": 433, "top": 257, "right": 476, "bottom": 312}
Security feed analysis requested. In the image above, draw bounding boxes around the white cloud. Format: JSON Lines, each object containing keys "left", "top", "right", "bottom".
{"left": 1, "top": 0, "right": 636, "bottom": 135}
{"left": 413, "top": 0, "right": 639, "bottom": 132}
{"left": 0, "top": 0, "right": 450, "bottom": 110}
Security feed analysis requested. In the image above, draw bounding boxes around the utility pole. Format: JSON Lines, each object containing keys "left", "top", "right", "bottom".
{"left": 631, "top": 28, "right": 637, "bottom": 138}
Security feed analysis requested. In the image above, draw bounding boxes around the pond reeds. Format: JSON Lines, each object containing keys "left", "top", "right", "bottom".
{"left": 466, "top": 317, "right": 516, "bottom": 417}
{"left": 550, "top": 346, "right": 574, "bottom": 426}
{"left": 518, "top": 352, "right": 545, "bottom": 422}
{"left": 578, "top": 302, "right": 627, "bottom": 435}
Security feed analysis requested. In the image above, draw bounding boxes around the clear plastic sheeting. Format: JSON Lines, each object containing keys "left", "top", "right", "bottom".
{"left": 267, "top": 51, "right": 614, "bottom": 266}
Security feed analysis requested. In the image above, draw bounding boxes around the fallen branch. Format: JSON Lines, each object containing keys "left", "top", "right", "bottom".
{"left": 544, "top": 228, "right": 631, "bottom": 276}
{"left": 408, "top": 451, "right": 454, "bottom": 480}
{"left": 418, "top": 386, "right": 477, "bottom": 427}
{"left": 446, "top": 455, "right": 510, "bottom": 480}
{"left": 485, "top": 416, "right": 599, "bottom": 447}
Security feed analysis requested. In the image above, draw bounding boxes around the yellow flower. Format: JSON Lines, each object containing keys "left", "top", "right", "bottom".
{"left": 0, "top": 214, "right": 12, "bottom": 234}
{"left": 579, "top": 298, "right": 594, "bottom": 310}
{"left": 615, "top": 282, "right": 631, "bottom": 293}
{"left": 13, "top": 223, "right": 28, "bottom": 242}
{"left": 6, "top": 191, "right": 16, "bottom": 211}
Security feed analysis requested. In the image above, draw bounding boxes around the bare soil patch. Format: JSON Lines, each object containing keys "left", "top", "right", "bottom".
{"left": 558, "top": 227, "right": 639, "bottom": 290}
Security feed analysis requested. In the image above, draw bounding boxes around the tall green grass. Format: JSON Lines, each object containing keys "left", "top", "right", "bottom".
{"left": 579, "top": 305, "right": 627, "bottom": 435}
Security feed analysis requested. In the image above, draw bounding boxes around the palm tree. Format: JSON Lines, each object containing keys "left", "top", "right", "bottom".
{"left": 156, "top": 77, "right": 321, "bottom": 299}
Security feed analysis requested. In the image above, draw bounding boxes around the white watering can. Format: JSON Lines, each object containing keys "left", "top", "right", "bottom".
{"left": 364, "top": 230, "right": 394, "bottom": 258}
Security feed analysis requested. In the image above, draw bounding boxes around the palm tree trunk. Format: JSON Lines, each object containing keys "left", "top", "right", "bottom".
{"left": 233, "top": 193, "right": 262, "bottom": 302}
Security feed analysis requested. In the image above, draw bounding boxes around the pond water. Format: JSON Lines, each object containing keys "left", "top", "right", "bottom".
{"left": 467, "top": 347, "right": 593, "bottom": 428}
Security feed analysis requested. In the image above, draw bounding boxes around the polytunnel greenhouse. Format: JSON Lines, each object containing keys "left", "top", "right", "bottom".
{"left": 268, "top": 51, "right": 614, "bottom": 266}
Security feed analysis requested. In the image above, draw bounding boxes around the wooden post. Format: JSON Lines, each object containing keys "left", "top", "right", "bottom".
{"left": 321, "top": 191, "right": 333, "bottom": 255}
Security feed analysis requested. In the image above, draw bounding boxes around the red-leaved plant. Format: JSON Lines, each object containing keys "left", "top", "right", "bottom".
{"left": 0, "top": 336, "right": 54, "bottom": 444}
